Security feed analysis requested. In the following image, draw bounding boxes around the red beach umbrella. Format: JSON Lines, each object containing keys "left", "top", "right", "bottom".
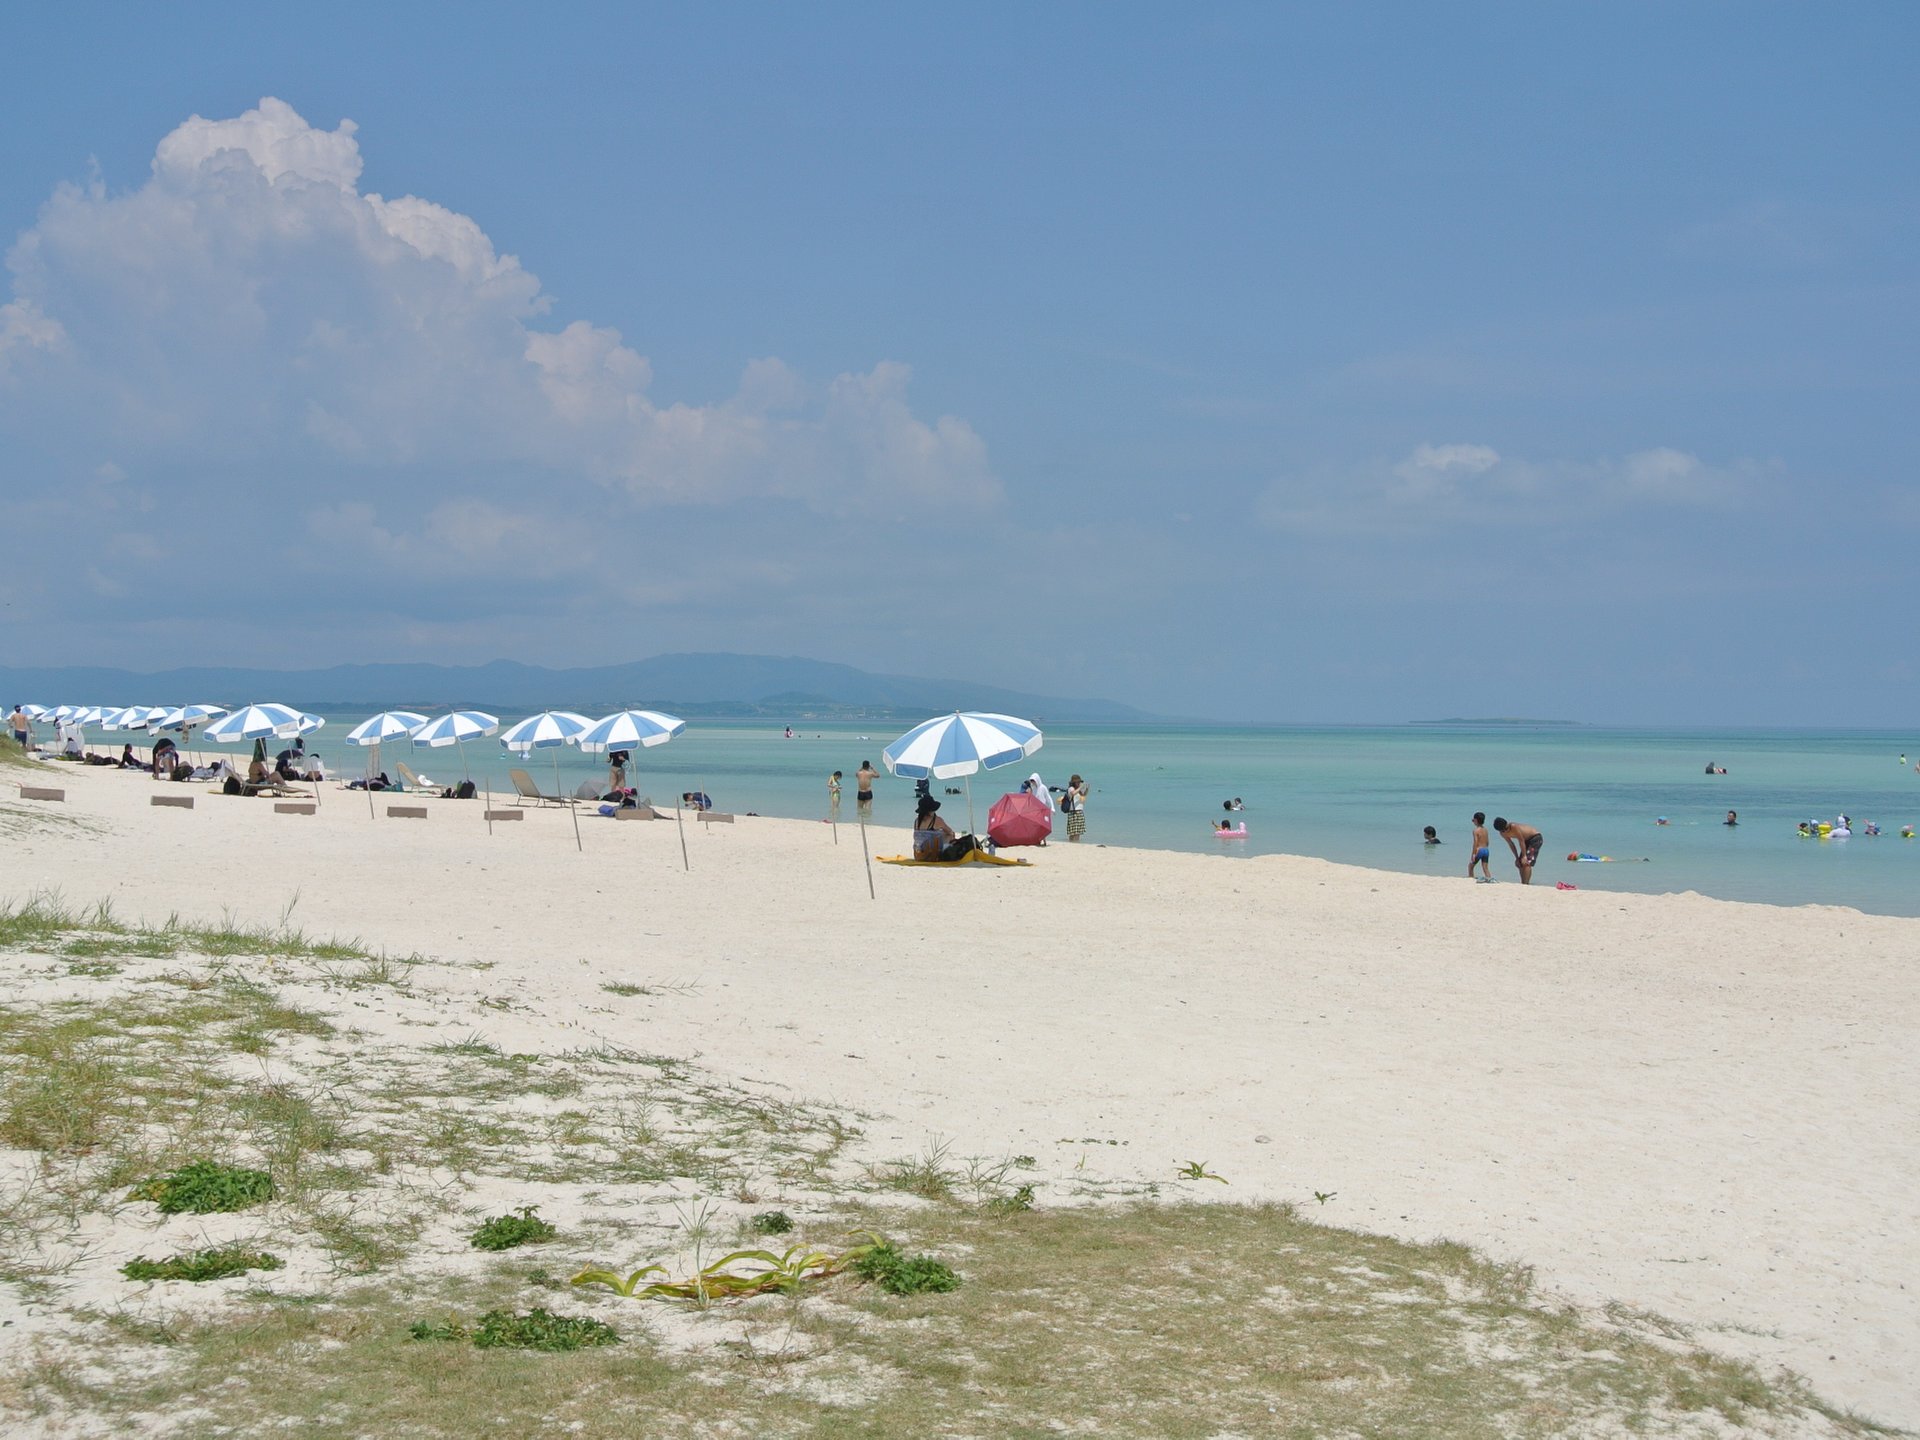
{"left": 988, "top": 791, "right": 1053, "bottom": 848}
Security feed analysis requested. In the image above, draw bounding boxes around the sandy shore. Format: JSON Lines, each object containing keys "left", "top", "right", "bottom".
{"left": 5, "top": 758, "right": 1918, "bottom": 1429}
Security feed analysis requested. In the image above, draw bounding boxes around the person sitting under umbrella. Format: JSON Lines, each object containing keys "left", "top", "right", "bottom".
{"left": 913, "top": 794, "right": 980, "bottom": 861}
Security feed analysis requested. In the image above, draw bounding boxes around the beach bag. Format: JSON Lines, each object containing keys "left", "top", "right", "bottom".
{"left": 597, "top": 803, "right": 618, "bottom": 817}
{"left": 454, "top": 780, "right": 477, "bottom": 800}
{"left": 939, "top": 835, "right": 979, "bottom": 862}
{"left": 222, "top": 776, "right": 242, "bottom": 795}
{"left": 172, "top": 764, "right": 194, "bottom": 782}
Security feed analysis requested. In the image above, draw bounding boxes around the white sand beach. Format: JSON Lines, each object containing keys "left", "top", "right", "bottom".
{"left": 4, "top": 758, "right": 1918, "bottom": 1430}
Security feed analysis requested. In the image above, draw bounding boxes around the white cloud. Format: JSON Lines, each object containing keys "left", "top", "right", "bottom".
{"left": 0, "top": 298, "right": 66, "bottom": 373}
{"left": 0, "top": 97, "right": 994, "bottom": 518}
{"left": 1260, "top": 442, "right": 1763, "bottom": 536}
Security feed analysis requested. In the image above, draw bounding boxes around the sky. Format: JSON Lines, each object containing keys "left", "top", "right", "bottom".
{"left": 1, "top": 3, "right": 1915, "bottom": 725}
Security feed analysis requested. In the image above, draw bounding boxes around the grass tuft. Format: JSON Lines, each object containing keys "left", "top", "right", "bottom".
{"left": 408, "top": 1308, "right": 620, "bottom": 1351}
{"left": 121, "top": 1248, "right": 284, "bottom": 1283}
{"left": 129, "top": 1161, "right": 275, "bottom": 1215}
{"left": 469, "top": 1207, "right": 558, "bottom": 1252}
{"left": 852, "top": 1240, "right": 961, "bottom": 1295}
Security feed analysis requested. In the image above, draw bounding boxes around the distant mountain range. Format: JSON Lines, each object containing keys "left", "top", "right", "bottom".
{"left": 0, "top": 653, "right": 1156, "bottom": 724}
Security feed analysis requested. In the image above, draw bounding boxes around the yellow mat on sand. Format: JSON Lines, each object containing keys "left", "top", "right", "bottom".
{"left": 877, "top": 850, "right": 1032, "bottom": 868}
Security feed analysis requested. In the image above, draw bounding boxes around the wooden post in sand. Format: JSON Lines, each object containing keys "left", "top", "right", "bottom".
{"left": 673, "top": 795, "right": 690, "bottom": 872}
{"left": 857, "top": 812, "right": 875, "bottom": 900}
{"left": 485, "top": 780, "right": 493, "bottom": 837}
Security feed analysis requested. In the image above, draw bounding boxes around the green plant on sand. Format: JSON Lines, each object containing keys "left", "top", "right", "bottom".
{"left": 750, "top": 1210, "right": 794, "bottom": 1235}
{"left": 121, "top": 1248, "right": 284, "bottom": 1283}
{"left": 408, "top": 1308, "right": 619, "bottom": 1351}
{"left": 851, "top": 1240, "right": 961, "bottom": 1296}
{"left": 468, "top": 1206, "right": 558, "bottom": 1252}
{"left": 1175, "top": 1160, "right": 1227, "bottom": 1184}
{"left": 128, "top": 1161, "right": 276, "bottom": 1214}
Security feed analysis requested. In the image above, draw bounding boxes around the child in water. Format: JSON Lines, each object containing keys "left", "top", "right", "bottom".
{"left": 1423, "top": 825, "right": 1441, "bottom": 846}
{"left": 1468, "top": 812, "right": 1492, "bottom": 882}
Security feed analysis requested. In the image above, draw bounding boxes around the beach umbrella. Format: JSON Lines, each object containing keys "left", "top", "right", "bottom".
{"left": 500, "top": 711, "right": 591, "bottom": 851}
{"left": 346, "top": 711, "right": 428, "bottom": 817}
{"left": 412, "top": 710, "right": 500, "bottom": 782}
{"left": 155, "top": 704, "right": 227, "bottom": 731}
{"left": 500, "top": 710, "right": 592, "bottom": 753}
{"left": 203, "top": 702, "right": 310, "bottom": 743}
{"left": 987, "top": 791, "right": 1053, "bottom": 849}
{"left": 347, "top": 711, "right": 428, "bottom": 746}
{"left": 882, "top": 712, "right": 1043, "bottom": 779}
{"left": 578, "top": 709, "right": 690, "bottom": 869}
{"left": 576, "top": 709, "right": 686, "bottom": 753}
{"left": 883, "top": 711, "right": 1044, "bottom": 834}
{"left": 19, "top": 704, "right": 50, "bottom": 719}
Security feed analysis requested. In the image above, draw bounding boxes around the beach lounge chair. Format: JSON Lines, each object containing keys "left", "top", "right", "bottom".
{"left": 394, "top": 761, "right": 438, "bottom": 795}
{"left": 509, "top": 768, "right": 574, "bottom": 807}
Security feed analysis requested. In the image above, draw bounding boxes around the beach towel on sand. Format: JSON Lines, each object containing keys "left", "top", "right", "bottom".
{"left": 877, "top": 851, "right": 1031, "bottom": 868}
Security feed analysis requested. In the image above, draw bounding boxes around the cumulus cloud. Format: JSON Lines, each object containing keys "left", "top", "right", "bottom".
{"left": 0, "top": 97, "right": 994, "bottom": 517}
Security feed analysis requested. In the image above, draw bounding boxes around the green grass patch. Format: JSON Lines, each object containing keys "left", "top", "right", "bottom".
{"left": 408, "top": 1308, "right": 620, "bottom": 1351}
{"left": 851, "top": 1239, "right": 960, "bottom": 1295}
{"left": 6, "top": 1201, "right": 1887, "bottom": 1438}
{"left": 750, "top": 1210, "right": 793, "bottom": 1235}
{"left": 129, "top": 1161, "right": 275, "bottom": 1215}
{"left": 121, "top": 1248, "right": 284, "bottom": 1283}
{"left": 0, "top": 892, "right": 415, "bottom": 971}
{"left": 469, "top": 1207, "right": 558, "bottom": 1252}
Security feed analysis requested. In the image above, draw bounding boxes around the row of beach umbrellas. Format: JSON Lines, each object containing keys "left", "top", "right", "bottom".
{"left": 19, "top": 701, "right": 1040, "bottom": 785}
{"left": 19, "top": 699, "right": 1048, "bottom": 856}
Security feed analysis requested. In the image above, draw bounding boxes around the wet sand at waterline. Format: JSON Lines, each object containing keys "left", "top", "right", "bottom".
{"left": 5, "top": 760, "right": 1918, "bottom": 1428}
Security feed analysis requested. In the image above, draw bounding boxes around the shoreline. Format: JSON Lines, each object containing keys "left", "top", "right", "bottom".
{"left": 4, "top": 758, "right": 1918, "bottom": 1428}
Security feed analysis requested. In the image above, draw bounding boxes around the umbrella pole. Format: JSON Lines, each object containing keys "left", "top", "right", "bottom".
{"left": 857, "top": 810, "right": 875, "bottom": 900}
{"left": 965, "top": 774, "right": 974, "bottom": 837}
{"left": 485, "top": 779, "right": 493, "bottom": 837}
{"left": 558, "top": 749, "right": 581, "bottom": 853}
{"left": 367, "top": 740, "right": 377, "bottom": 819}
{"left": 674, "top": 794, "right": 689, "bottom": 871}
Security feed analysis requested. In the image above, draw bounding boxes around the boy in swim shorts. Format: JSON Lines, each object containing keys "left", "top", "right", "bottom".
{"left": 1493, "top": 817, "right": 1543, "bottom": 885}
{"left": 1468, "top": 811, "right": 1492, "bottom": 882}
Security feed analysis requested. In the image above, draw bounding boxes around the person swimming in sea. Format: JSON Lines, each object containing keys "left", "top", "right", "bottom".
{"left": 1422, "top": 825, "right": 1441, "bottom": 846}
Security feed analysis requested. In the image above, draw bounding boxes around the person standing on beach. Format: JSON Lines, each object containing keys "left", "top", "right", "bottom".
{"left": 1063, "top": 774, "right": 1088, "bottom": 841}
{"left": 855, "top": 760, "right": 878, "bottom": 820}
{"left": 8, "top": 706, "right": 30, "bottom": 750}
{"left": 1468, "top": 812, "right": 1492, "bottom": 882}
{"left": 828, "top": 770, "right": 842, "bottom": 820}
{"left": 1493, "top": 817, "right": 1543, "bottom": 884}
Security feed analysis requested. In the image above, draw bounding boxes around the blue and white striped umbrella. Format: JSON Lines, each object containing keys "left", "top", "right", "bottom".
{"left": 412, "top": 711, "right": 500, "bottom": 748}
{"left": 347, "top": 711, "right": 428, "bottom": 745}
{"left": 576, "top": 709, "right": 686, "bottom": 754}
{"left": 154, "top": 703, "right": 229, "bottom": 733}
{"left": 500, "top": 710, "right": 592, "bottom": 753}
{"left": 882, "top": 711, "right": 1044, "bottom": 780}
{"left": 203, "top": 702, "right": 311, "bottom": 743}
{"left": 19, "top": 704, "right": 51, "bottom": 720}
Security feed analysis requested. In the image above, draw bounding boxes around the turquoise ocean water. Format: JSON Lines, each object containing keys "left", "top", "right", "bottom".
{"left": 246, "top": 718, "right": 1919, "bottom": 918}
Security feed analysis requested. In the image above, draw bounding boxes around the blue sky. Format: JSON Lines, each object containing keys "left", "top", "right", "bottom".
{"left": 1, "top": 4, "right": 1914, "bottom": 723}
